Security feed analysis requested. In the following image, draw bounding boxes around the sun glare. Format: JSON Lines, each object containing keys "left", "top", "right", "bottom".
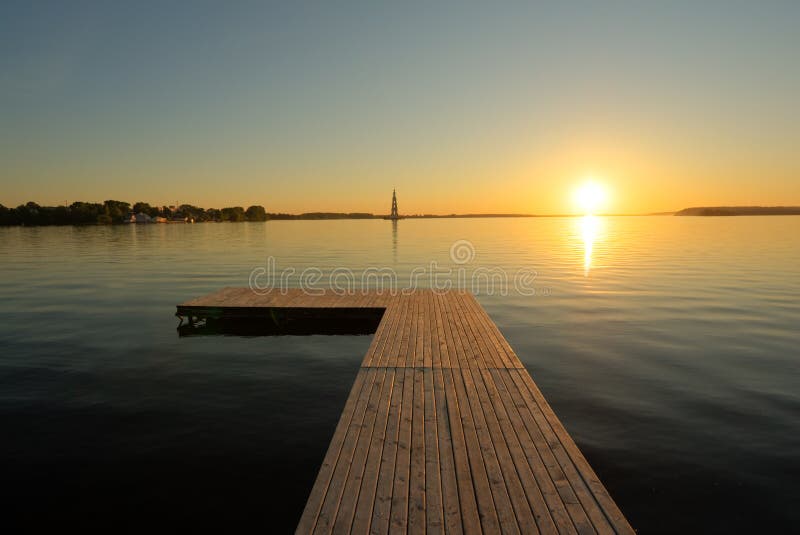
{"left": 573, "top": 180, "right": 608, "bottom": 215}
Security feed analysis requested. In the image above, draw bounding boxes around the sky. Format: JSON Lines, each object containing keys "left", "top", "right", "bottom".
{"left": 1, "top": 1, "right": 798, "bottom": 214}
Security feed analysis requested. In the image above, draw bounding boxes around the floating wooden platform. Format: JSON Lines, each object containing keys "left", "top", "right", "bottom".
{"left": 177, "top": 288, "right": 633, "bottom": 534}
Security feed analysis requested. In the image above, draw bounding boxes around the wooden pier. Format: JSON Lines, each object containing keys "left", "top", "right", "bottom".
{"left": 177, "top": 288, "right": 633, "bottom": 534}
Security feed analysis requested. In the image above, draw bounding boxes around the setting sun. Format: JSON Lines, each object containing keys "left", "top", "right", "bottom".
{"left": 573, "top": 180, "right": 609, "bottom": 215}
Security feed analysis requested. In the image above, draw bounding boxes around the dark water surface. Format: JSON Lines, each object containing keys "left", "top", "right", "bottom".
{"left": 1, "top": 217, "right": 799, "bottom": 533}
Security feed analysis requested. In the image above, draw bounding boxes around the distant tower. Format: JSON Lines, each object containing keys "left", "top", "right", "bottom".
{"left": 390, "top": 189, "right": 399, "bottom": 219}
{"left": 385, "top": 189, "right": 403, "bottom": 220}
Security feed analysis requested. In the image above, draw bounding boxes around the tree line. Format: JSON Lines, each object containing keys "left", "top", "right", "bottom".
{"left": 0, "top": 201, "right": 269, "bottom": 226}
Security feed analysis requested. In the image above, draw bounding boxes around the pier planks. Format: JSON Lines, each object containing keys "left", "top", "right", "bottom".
{"left": 177, "top": 288, "right": 633, "bottom": 534}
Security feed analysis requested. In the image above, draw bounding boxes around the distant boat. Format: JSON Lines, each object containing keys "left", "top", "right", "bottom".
{"left": 384, "top": 189, "right": 404, "bottom": 220}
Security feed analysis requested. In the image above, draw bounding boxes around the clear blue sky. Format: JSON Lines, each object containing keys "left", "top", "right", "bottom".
{"left": 2, "top": 1, "right": 798, "bottom": 213}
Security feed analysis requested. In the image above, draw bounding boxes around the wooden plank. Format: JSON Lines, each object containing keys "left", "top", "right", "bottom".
{"left": 421, "top": 292, "right": 435, "bottom": 368}
{"left": 369, "top": 370, "right": 406, "bottom": 534}
{"left": 361, "top": 305, "right": 389, "bottom": 367}
{"left": 432, "top": 368, "right": 464, "bottom": 534}
{"left": 364, "top": 300, "right": 401, "bottom": 367}
{"left": 332, "top": 368, "right": 394, "bottom": 532}
{"left": 441, "top": 293, "right": 468, "bottom": 368}
{"left": 441, "top": 367, "right": 483, "bottom": 535}
{"left": 416, "top": 293, "right": 426, "bottom": 368}
{"left": 396, "top": 294, "right": 413, "bottom": 368}
{"left": 468, "top": 368, "right": 541, "bottom": 534}
{"left": 386, "top": 294, "right": 411, "bottom": 368}
{"left": 277, "top": 289, "right": 307, "bottom": 308}
{"left": 389, "top": 367, "right": 415, "bottom": 532}
{"left": 423, "top": 368, "right": 444, "bottom": 533}
{"left": 486, "top": 369, "right": 576, "bottom": 534}
{"left": 436, "top": 293, "right": 487, "bottom": 533}
{"left": 428, "top": 292, "right": 442, "bottom": 368}
{"left": 370, "top": 299, "right": 394, "bottom": 368}
{"left": 350, "top": 368, "right": 397, "bottom": 533}
{"left": 462, "top": 294, "right": 521, "bottom": 369}
{"left": 449, "top": 367, "right": 501, "bottom": 532}
{"left": 453, "top": 292, "right": 503, "bottom": 369}
{"left": 313, "top": 369, "right": 387, "bottom": 534}
{"left": 408, "top": 368, "right": 427, "bottom": 533}
{"left": 459, "top": 368, "right": 520, "bottom": 534}
{"left": 458, "top": 293, "right": 512, "bottom": 369}
{"left": 498, "top": 369, "right": 597, "bottom": 535}
{"left": 185, "top": 288, "right": 222, "bottom": 307}
{"left": 449, "top": 292, "right": 482, "bottom": 369}
{"left": 434, "top": 293, "right": 454, "bottom": 369}
{"left": 455, "top": 296, "right": 556, "bottom": 533}
{"left": 408, "top": 294, "right": 420, "bottom": 368}
{"left": 514, "top": 370, "right": 633, "bottom": 534}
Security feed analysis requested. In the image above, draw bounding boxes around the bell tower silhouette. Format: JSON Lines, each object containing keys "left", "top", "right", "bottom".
{"left": 390, "top": 189, "right": 399, "bottom": 219}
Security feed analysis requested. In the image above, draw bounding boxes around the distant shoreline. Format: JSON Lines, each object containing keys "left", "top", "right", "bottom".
{"left": 674, "top": 206, "right": 800, "bottom": 216}
{"left": 4, "top": 201, "right": 800, "bottom": 226}
{"left": 0, "top": 210, "right": 672, "bottom": 227}
{"left": 0, "top": 200, "right": 672, "bottom": 226}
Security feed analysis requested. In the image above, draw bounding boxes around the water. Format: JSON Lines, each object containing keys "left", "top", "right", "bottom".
{"left": 1, "top": 217, "right": 798, "bottom": 533}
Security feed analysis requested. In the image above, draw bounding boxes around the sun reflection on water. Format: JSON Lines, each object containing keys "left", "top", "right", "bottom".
{"left": 579, "top": 215, "right": 601, "bottom": 276}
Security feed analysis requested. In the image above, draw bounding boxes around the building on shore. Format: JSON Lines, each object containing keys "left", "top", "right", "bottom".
{"left": 124, "top": 212, "right": 154, "bottom": 224}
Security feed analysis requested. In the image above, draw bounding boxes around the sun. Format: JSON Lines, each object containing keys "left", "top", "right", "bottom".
{"left": 573, "top": 180, "right": 608, "bottom": 215}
